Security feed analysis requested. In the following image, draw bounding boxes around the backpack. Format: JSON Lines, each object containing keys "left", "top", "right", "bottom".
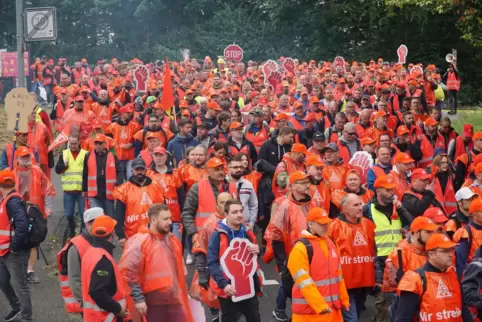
{"left": 8, "top": 199, "right": 48, "bottom": 249}
{"left": 282, "top": 238, "right": 313, "bottom": 298}
{"left": 388, "top": 266, "right": 427, "bottom": 322}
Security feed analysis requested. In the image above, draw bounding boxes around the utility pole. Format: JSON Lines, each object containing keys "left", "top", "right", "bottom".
{"left": 16, "top": 0, "right": 25, "bottom": 87}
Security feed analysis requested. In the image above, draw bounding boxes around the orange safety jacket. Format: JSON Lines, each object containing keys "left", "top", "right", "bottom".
{"left": 54, "top": 99, "right": 73, "bottom": 132}
{"left": 91, "top": 102, "right": 115, "bottom": 129}
{"left": 446, "top": 72, "right": 460, "bottom": 91}
{"left": 56, "top": 235, "right": 91, "bottom": 313}
{"left": 244, "top": 123, "right": 270, "bottom": 152}
{"left": 146, "top": 169, "right": 182, "bottom": 222}
{"left": 432, "top": 175, "right": 457, "bottom": 215}
{"left": 195, "top": 179, "right": 238, "bottom": 230}
{"left": 15, "top": 165, "right": 56, "bottom": 217}
{"left": 72, "top": 68, "right": 86, "bottom": 84}
{"left": 0, "top": 192, "right": 23, "bottom": 257}
{"left": 453, "top": 223, "right": 482, "bottom": 263}
{"left": 243, "top": 171, "right": 262, "bottom": 194}
{"left": 322, "top": 161, "right": 349, "bottom": 191}
{"left": 310, "top": 182, "right": 331, "bottom": 210}
{"left": 390, "top": 169, "right": 410, "bottom": 201}
{"left": 453, "top": 136, "right": 473, "bottom": 161}
{"left": 112, "top": 180, "right": 165, "bottom": 238}
{"left": 419, "top": 133, "right": 446, "bottom": 168}
{"left": 328, "top": 217, "right": 376, "bottom": 290}
{"left": 179, "top": 164, "right": 208, "bottom": 193}
{"left": 105, "top": 122, "right": 141, "bottom": 161}
{"left": 81, "top": 247, "right": 126, "bottom": 322}
{"left": 331, "top": 188, "right": 373, "bottom": 210}
{"left": 87, "top": 151, "right": 116, "bottom": 200}
{"left": 272, "top": 154, "right": 306, "bottom": 198}
{"left": 28, "top": 123, "right": 51, "bottom": 167}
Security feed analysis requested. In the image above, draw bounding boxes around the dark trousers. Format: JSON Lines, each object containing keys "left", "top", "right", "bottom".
{"left": 448, "top": 90, "right": 458, "bottom": 113}
{"left": 218, "top": 296, "right": 261, "bottom": 322}
{"left": 146, "top": 304, "right": 185, "bottom": 322}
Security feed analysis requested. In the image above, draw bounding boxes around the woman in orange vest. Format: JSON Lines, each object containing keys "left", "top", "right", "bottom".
{"left": 431, "top": 154, "right": 457, "bottom": 216}
{"left": 119, "top": 204, "right": 193, "bottom": 322}
{"left": 81, "top": 216, "right": 128, "bottom": 322}
{"left": 288, "top": 207, "right": 350, "bottom": 322}
{"left": 396, "top": 233, "right": 472, "bottom": 321}
{"left": 331, "top": 169, "right": 373, "bottom": 211}
{"left": 328, "top": 194, "right": 376, "bottom": 321}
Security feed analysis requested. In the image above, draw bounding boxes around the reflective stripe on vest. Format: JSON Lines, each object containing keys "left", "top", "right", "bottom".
{"left": 292, "top": 294, "right": 340, "bottom": 305}
{"left": 0, "top": 193, "right": 23, "bottom": 256}
{"left": 61, "top": 149, "right": 87, "bottom": 191}
{"left": 87, "top": 152, "right": 116, "bottom": 200}
{"left": 83, "top": 299, "right": 126, "bottom": 322}
{"left": 371, "top": 203, "right": 402, "bottom": 257}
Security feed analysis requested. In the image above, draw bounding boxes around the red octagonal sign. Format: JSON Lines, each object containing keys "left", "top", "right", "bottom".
{"left": 224, "top": 44, "right": 244, "bottom": 62}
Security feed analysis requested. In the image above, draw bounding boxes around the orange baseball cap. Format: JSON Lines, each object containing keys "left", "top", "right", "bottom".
{"left": 306, "top": 155, "right": 324, "bottom": 167}
{"left": 230, "top": 122, "right": 243, "bottom": 130}
{"left": 475, "top": 163, "right": 482, "bottom": 175}
{"left": 306, "top": 207, "right": 332, "bottom": 225}
{"left": 208, "top": 102, "right": 222, "bottom": 111}
{"left": 425, "top": 233, "right": 456, "bottom": 251}
{"left": 373, "top": 111, "right": 387, "bottom": 120}
{"left": 469, "top": 198, "right": 482, "bottom": 214}
{"left": 397, "top": 125, "right": 410, "bottom": 136}
{"left": 291, "top": 143, "right": 308, "bottom": 154}
{"left": 0, "top": 169, "right": 15, "bottom": 184}
{"left": 152, "top": 147, "right": 166, "bottom": 155}
{"left": 92, "top": 215, "right": 117, "bottom": 237}
{"left": 360, "top": 137, "right": 376, "bottom": 146}
{"left": 410, "top": 216, "right": 438, "bottom": 232}
{"left": 474, "top": 132, "right": 482, "bottom": 140}
{"left": 424, "top": 117, "right": 439, "bottom": 127}
{"left": 145, "top": 132, "right": 161, "bottom": 140}
{"left": 274, "top": 113, "right": 289, "bottom": 121}
{"left": 423, "top": 208, "right": 448, "bottom": 224}
{"left": 93, "top": 134, "right": 106, "bottom": 143}
{"left": 394, "top": 152, "right": 415, "bottom": 164}
{"left": 289, "top": 171, "right": 309, "bottom": 184}
{"left": 179, "top": 100, "right": 188, "bottom": 108}
{"left": 92, "top": 119, "right": 104, "bottom": 129}
{"left": 373, "top": 175, "right": 396, "bottom": 189}
{"left": 411, "top": 169, "right": 431, "bottom": 181}
{"left": 206, "top": 157, "right": 225, "bottom": 169}
{"left": 309, "top": 96, "right": 320, "bottom": 103}
{"left": 14, "top": 146, "right": 30, "bottom": 157}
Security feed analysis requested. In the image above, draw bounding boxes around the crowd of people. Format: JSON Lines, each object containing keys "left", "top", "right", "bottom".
{"left": 0, "top": 53, "right": 479, "bottom": 322}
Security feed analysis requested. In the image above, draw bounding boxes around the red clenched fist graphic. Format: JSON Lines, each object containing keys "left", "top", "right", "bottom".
{"left": 397, "top": 45, "right": 408, "bottom": 64}
{"left": 133, "top": 65, "right": 149, "bottom": 92}
{"left": 349, "top": 152, "right": 374, "bottom": 184}
{"left": 220, "top": 238, "right": 258, "bottom": 302}
{"left": 262, "top": 60, "right": 278, "bottom": 79}
{"left": 267, "top": 71, "right": 282, "bottom": 92}
{"left": 282, "top": 58, "right": 295, "bottom": 74}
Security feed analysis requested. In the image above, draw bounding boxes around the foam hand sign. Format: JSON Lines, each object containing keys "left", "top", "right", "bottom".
{"left": 349, "top": 151, "right": 374, "bottom": 184}
{"left": 267, "top": 71, "right": 282, "bottom": 92}
{"left": 220, "top": 238, "right": 258, "bottom": 302}
{"left": 133, "top": 65, "right": 149, "bottom": 92}
{"left": 397, "top": 45, "right": 408, "bottom": 64}
{"left": 262, "top": 60, "right": 278, "bottom": 79}
{"left": 282, "top": 58, "right": 295, "bottom": 74}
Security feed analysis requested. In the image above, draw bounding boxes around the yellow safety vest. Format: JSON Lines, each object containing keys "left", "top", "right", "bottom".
{"left": 61, "top": 149, "right": 87, "bottom": 191}
{"left": 35, "top": 107, "right": 43, "bottom": 123}
{"left": 435, "top": 86, "right": 445, "bottom": 102}
{"left": 371, "top": 203, "right": 402, "bottom": 257}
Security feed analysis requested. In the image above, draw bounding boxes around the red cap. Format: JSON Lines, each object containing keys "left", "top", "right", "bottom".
{"left": 206, "top": 157, "right": 225, "bottom": 169}
{"left": 374, "top": 175, "right": 397, "bottom": 189}
{"left": 411, "top": 169, "right": 431, "bottom": 181}
{"left": 360, "top": 137, "right": 376, "bottom": 146}
{"left": 425, "top": 233, "right": 456, "bottom": 251}
{"left": 145, "top": 132, "right": 161, "bottom": 140}
{"left": 309, "top": 96, "right": 320, "bottom": 103}
{"left": 423, "top": 208, "right": 448, "bottom": 224}
{"left": 464, "top": 124, "right": 474, "bottom": 138}
{"left": 303, "top": 113, "right": 316, "bottom": 122}
{"left": 152, "top": 147, "right": 167, "bottom": 155}
{"left": 397, "top": 82, "right": 407, "bottom": 89}
{"left": 470, "top": 198, "right": 482, "bottom": 213}
{"left": 291, "top": 143, "right": 308, "bottom": 154}
{"left": 208, "top": 102, "right": 222, "bottom": 111}
{"left": 14, "top": 146, "right": 30, "bottom": 157}
{"left": 373, "top": 111, "right": 388, "bottom": 120}
{"left": 258, "top": 97, "right": 269, "bottom": 105}
{"left": 0, "top": 169, "right": 15, "bottom": 184}
{"left": 293, "top": 101, "right": 304, "bottom": 109}
{"left": 250, "top": 91, "right": 259, "bottom": 99}
{"left": 179, "top": 100, "right": 188, "bottom": 108}
{"left": 474, "top": 132, "right": 482, "bottom": 140}
{"left": 118, "top": 106, "right": 130, "bottom": 114}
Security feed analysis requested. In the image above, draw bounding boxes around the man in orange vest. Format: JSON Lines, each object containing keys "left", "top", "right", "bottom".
{"left": 321, "top": 142, "right": 349, "bottom": 191}
{"left": 26, "top": 112, "right": 51, "bottom": 179}
{"left": 396, "top": 233, "right": 472, "bottom": 321}
{"left": 113, "top": 158, "right": 165, "bottom": 246}
{"left": 265, "top": 171, "right": 314, "bottom": 321}
{"left": 445, "top": 187, "right": 478, "bottom": 239}
{"left": 0, "top": 132, "right": 39, "bottom": 170}
{"left": 105, "top": 104, "right": 141, "bottom": 180}
{"left": 119, "top": 204, "right": 193, "bottom": 322}
{"left": 81, "top": 215, "right": 128, "bottom": 322}
{"left": 62, "top": 95, "right": 96, "bottom": 142}
{"left": 331, "top": 169, "right": 374, "bottom": 213}
{"left": 207, "top": 199, "right": 262, "bottom": 322}
{"left": 454, "top": 198, "right": 482, "bottom": 279}
{"left": 445, "top": 62, "right": 460, "bottom": 115}
{"left": 448, "top": 124, "right": 473, "bottom": 161}
{"left": 272, "top": 143, "right": 307, "bottom": 199}
{"left": 82, "top": 134, "right": 122, "bottom": 217}
{"left": 14, "top": 146, "right": 56, "bottom": 284}
{"left": 454, "top": 131, "right": 482, "bottom": 191}
{"left": 287, "top": 207, "right": 350, "bottom": 321}
{"left": 367, "top": 146, "right": 392, "bottom": 192}
{"left": 0, "top": 169, "right": 33, "bottom": 322}
{"left": 56, "top": 207, "right": 103, "bottom": 314}
{"left": 419, "top": 117, "right": 446, "bottom": 168}
{"left": 390, "top": 152, "right": 414, "bottom": 200}
{"left": 328, "top": 194, "right": 376, "bottom": 321}
{"left": 306, "top": 154, "right": 331, "bottom": 211}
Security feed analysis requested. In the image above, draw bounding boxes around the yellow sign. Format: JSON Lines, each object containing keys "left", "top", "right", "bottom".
{"left": 5, "top": 88, "right": 36, "bottom": 133}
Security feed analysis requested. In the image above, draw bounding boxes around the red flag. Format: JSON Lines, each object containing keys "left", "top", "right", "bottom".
{"left": 160, "top": 58, "right": 175, "bottom": 111}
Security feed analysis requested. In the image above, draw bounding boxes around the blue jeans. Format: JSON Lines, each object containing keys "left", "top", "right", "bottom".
{"left": 119, "top": 159, "right": 133, "bottom": 181}
{"left": 63, "top": 192, "right": 85, "bottom": 234}
{"left": 89, "top": 197, "right": 114, "bottom": 218}
{"left": 44, "top": 84, "right": 53, "bottom": 104}
{"left": 343, "top": 290, "right": 367, "bottom": 322}
{"left": 171, "top": 222, "right": 182, "bottom": 243}
{"left": 30, "top": 81, "right": 39, "bottom": 96}
{"left": 275, "top": 281, "right": 287, "bottom": 311}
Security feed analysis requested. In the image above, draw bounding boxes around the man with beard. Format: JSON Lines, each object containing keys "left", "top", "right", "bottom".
{"left": 167, "top": 119, "right": 199, "bottom": 167}
{"left": 113, "top": 158, "right": 165, "bottom": 247}
{"left": 227, "top": 158, "right": 258, "bottom": 229}
{"left": 445, "top": 187, "right": 477, "bottom": 239}
{"left": 306, "top": 154, "right": 331, "bottom": 211}
{"left": 108, "top": 78, "right": 130, "bottom": 107}
{"left": 134, "top": 114, "right": 174, "bottom": 154}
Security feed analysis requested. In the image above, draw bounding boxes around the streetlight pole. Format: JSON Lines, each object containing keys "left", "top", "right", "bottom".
{"left": 16, "top": 0, "right": 25, "bottom": 87}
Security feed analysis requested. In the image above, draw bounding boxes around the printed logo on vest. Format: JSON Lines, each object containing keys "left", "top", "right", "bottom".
{"left": 329, "top": 172, "right": 340, "bottom": 182}
{"left": 353, "top": 230, "right": 368, "bottom": 246}
{"left": 120, "top": 129, "right": 128, "bottom": 139}
{"left": 140, "top": 192, "right": 153, "bottom": 205}
{"left": 436, "top": 279, "right": 452, "bottom": 299}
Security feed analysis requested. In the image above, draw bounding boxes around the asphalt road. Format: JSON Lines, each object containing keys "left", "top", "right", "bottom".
{"left": 0, "top": 169, "right": 376, "bottom": 322}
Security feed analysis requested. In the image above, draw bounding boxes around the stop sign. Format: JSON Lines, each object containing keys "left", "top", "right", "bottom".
{"left": 224, "top": 44, "right": 244, "bottom": 62}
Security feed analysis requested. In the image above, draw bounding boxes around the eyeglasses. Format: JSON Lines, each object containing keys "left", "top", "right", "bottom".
{"left": 94, "top": 142, "right": 105, "bottom": 145}
{"left": 345, "top": 132, "right": 356, "bottom": 136}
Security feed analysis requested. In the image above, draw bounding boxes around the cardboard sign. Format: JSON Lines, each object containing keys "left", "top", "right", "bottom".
{"left": 224, "top": 44, "right": 244, "bottom": 62}
{"left": 133, "top": 65, "right": 149, "bottom": 92}
{"left": 220, "top": 238, "right": 258, "bottom": 302}
{"left": 349, "top": 151, "right": 374, "bottom": 184}
{"left": 397, "top": 45, "right": 408, "bottom": 64}
{"left": 4, "top": 88, "right": 36, "bottom": 133}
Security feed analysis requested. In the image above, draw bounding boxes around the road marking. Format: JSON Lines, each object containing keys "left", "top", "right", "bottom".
{"left": 263, "top": 279, "right": 279, "bottom": 285}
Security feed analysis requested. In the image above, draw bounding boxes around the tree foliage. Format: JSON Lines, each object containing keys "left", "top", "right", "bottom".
{"left": 0, "top": 0, "right": 481, "bottom": 103}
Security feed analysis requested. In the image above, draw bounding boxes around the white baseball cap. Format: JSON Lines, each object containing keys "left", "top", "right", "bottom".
{"left": 455, "top": 187, "right": 478, "bottom": 202}
{"left": 83, "top": 207, "right": 105, "bottom": 224}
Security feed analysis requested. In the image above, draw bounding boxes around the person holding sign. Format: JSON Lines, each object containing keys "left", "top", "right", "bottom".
{"left": 207, "top": 199, "right": 262, "bottom": 322}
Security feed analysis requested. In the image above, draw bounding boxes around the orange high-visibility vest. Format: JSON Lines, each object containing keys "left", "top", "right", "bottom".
{"left": 432, "top": 176, "right": 457, "bottom": 215}
{"left": 0, "top": 192, "right": 23, "bottom": 257}
{"left": 87, "top": 151, "right": 116, "bottom": 200}
{"left": 446, "top": 72, "right": 460, "bottom": 91}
